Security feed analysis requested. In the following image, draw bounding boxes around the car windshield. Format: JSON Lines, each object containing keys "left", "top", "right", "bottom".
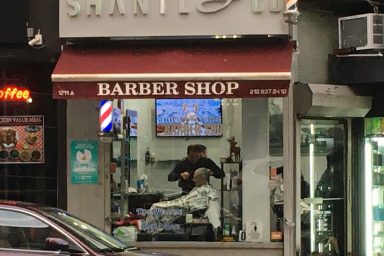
{"left": 38, "top": 207, "right": 132, "bottom": 253}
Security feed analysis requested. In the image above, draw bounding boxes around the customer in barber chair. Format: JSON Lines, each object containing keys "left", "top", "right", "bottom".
{"left": 143, "top": 167, "right": 221, "bottom": 238}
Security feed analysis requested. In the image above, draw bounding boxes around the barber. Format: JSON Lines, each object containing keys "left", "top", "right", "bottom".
{"left": 195, "top": 144, "right": 225, "bottom": 179}
{"left": 168, "top": 144, "right": 225, "bottom": 195}
{"left": 168, "top": 144, "right": 201, "bottom": 195}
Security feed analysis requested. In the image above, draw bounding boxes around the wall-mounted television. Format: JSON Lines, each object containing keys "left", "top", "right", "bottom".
{"left": 155, "top": 99, "right": 222, "bottom": 137}
{"left": 126, "top": 109, "right": 138, "bottom": 137}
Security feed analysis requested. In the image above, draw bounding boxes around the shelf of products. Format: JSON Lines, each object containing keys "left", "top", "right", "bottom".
{"left": 220, "top": 161, "right": 242, "bottom": 241}
{"left": 365, "top": 138, "right": 384, "bottom": 256}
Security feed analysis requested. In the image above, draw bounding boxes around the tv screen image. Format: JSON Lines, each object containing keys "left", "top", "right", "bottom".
{"left": 156, "top": 99, "right": 222, "bottom": 137}
{"left": 126, "top": 109, "right": 138, "bottom": 137}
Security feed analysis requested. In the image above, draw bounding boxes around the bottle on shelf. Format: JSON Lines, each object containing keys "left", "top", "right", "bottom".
{"left": 373, "top": 153, "right": 383, "bottom": 167}
{"left": 223, "top": 223, "right": 230, "bottom": 236}
{"left": 231, "top": 225, "right": 237, "bottom": 237}
{"left": 226, "top": 174, "right": 231, "bottom": 190}
{"left": 373, "top": 172, "right": 384, "bottom": 186}
{"left": 145, "top": 147, "right": 150, "bottom": 165}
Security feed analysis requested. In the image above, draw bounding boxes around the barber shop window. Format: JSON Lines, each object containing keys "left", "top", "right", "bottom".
{"left": 110, "top": 98, "right": 284, "bottom": 243}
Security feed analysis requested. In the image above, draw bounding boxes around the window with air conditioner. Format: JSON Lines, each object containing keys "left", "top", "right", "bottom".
{"left": 339, "top": 13, "right": 384, "bottom": 51}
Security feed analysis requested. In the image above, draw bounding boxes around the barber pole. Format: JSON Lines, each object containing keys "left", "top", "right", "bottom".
{"left": 99, "top": 100, "right": 113, "bottom": 133}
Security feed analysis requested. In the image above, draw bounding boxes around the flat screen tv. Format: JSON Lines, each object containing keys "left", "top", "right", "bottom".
{"left": 126, "top": 109, "right": 138, "bottom": 137}
{"left": 155, "top": 99, "right": 222, "bottom": 137}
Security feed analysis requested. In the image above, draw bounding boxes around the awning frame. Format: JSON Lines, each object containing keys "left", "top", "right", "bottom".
{"left": 52, "top": 72, "right": 291, "bottom": 82}
{"left": 51, "top": 41, "right": 293, "bottom": 99}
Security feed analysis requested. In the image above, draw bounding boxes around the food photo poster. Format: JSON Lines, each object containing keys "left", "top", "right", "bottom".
{"left": 0, "top": 115, "right": 44, "bottom": 164}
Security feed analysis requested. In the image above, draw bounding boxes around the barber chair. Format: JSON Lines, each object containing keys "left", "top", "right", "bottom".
{"left": 137, "top": 208, "right": 215, "bottom": 242}
{"left": 177, "top": 209, "right": 215, "bottom": 241}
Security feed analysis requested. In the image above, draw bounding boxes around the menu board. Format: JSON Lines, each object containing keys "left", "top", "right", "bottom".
{"left": 0, "top": 115, "right": 44, "bottom": 164}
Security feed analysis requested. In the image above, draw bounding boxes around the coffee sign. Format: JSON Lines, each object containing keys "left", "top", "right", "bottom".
{"left": 0, "top": 86, "right": 30, "bottom": 101}
{"left": 60, "top": 0, "right": 288, "bottom": 38}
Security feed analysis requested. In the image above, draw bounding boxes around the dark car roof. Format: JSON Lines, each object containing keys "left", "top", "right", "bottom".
{"left": 0, "top": 200, "right": 55, "bottom": 213}
{"left": 0, "top": 200, "right": 43, "bottom": 208}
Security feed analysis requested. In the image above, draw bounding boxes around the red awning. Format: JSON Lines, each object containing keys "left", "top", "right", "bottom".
{"left": 52, "top": 41, "right": 292, "bottom": 99}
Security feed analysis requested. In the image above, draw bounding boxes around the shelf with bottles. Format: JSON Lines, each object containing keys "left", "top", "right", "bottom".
{"left": 373, "top": 206, "right": 384, "bottom": 223}
{"left": 315, "top": 213, "right": 333, "bottom": 234}
{"left": 221, "top": 222, "right": 240, "bottom": 242}
{"left": 372, "top": 165, "right": 384, "bottom": 171}
{"left": 111, "top": 156, "right": 137, "bottom": 168}
{"left": 220, "top": 210, "right": 242, "bottom": 240}
{"left": 370, "top": 141, "right": 384, "bottom": 167}
{"left": 219, "top": 161, "right": 242, "bottom": 241}
{"left": 309, "top": 201, "right": 336, "bottom": 252}
{"left": 222, "top": 207, "right": 242, "bottom": 220}
{"left": 372, "top": 171, "right": 384, "bottom": 186}
{"left": 220, "top": 162, "right": 242, "bottom": 190}
{"left": 373, "top": 237, "right": 384, "bottom": 250}
{"left": 373, "top": 185, "right": 384, "bottom": 190}
{"left": 373, "top": 243, "right": 384, "bottom": 253}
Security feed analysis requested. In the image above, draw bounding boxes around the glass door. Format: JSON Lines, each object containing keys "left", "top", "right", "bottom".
{"left": 300, "top": 119, "right": 346, "bottom": 256}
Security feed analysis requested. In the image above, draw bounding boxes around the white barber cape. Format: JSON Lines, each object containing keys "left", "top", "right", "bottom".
{"left": 144, "top": 184, "right": 220, "bottom": 232}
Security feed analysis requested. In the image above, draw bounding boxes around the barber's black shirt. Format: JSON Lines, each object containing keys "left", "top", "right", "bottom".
{"left": 167, "top": 157, "right": 225, "bottom": 194}
{"left": 198, "top": 157, "right": 225, "bottom": 179}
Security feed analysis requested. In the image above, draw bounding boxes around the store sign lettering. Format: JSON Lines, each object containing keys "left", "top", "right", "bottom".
{"left": 65, "top": 0, "right": 284, "bottom": 17}
{"left": 53, "top": 80, "right": 290, "bottom": 99}
{"left": 97, "top": 81, "right": 240, "bottom": 96}
{"left": 0, "top": 87, "right": 30, "bottom": 101}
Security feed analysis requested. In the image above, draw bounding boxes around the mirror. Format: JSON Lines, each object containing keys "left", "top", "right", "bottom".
{"left": 45, "top": 237, "right": 69, "bottom": 251}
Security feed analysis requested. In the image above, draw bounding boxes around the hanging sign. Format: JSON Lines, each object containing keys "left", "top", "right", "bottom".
{"left": 59, "top": 0, "right": 288, "bottom": 38}
{"left": 0, "top": 115, "right": 44, "bottom": 164}
{"left": 54, "top": 80, "right": 290, "bottom": 99}
{"left": 70, "top": 140, "right": 99, "bottom": 184}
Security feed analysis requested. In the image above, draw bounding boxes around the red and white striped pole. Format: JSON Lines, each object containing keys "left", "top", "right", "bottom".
{"left": 100, "top": 100, "right": 113, "bottom": 133}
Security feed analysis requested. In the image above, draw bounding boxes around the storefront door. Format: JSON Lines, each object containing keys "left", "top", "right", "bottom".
{"left": 299, "top": 119, "right": 346, "bottom": 256}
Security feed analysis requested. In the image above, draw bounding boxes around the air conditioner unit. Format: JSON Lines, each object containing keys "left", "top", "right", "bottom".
{"left": 338, "top": 13, "right": 384, "bottom": 51}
